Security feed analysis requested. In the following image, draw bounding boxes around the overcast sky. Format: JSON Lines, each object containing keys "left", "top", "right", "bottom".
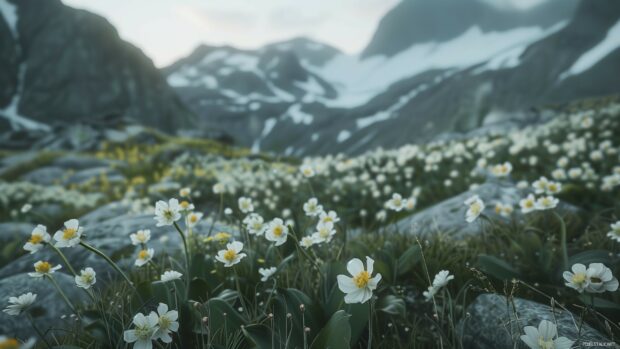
{"left": 62, "top": 0, "right": 548, "bottom": 68}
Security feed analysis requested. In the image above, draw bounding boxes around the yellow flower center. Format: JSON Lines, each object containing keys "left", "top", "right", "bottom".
{"left": 63, "top": 228, "right": 77, "bottom": 240}
{"left": 0, "top": 338, "right": 20, "bottom": 349}
{"left": 525, "top": 201, "right": 534, "bottom": 208}
{"left": 495, "top": 205, "right": 502, "bottom": 214}
{"left": 163, "top": 210, "right": 174, "bottom": 220}
{"left": 190, "top": 215, "right": 198, "bottom": 223}
{"left": 159, "top": 316, "right": 171, "bottom": 329}
{"left": 214, "top": 232, "right": 231, "bottom": 241}
{"left": 29, "top": 234, "right": 44, "bottom": 244}
{"left": 223, "top": 249, "right": 237, "bottom": 262}
{"left": 273, "top": 226, "right": 283, "bottom": 237}
{"left": 323, "top": 217, "right": 333, "bottom": 223}
{"left": 35, "top": 261, "right": 52, "bottom": 274}
{"left": 572, "top": 272, "right": 586, "bottom": 285}
{"left": 138, "top": 250, "right": 150, "bottom": 260}
{"left": 180, "top": 201, "right": 190, "bottom": 209}
{"left": 353, "top": 271, "right": 370, "bottom": 288}
{"left": 538, "top": 337, "right": 554, "bottom": 349}
{"left": 81, "top": 274, "right": 94, "bottom": 284}
{"left": 470, "top": 202, "right": 482, "bottom": 214}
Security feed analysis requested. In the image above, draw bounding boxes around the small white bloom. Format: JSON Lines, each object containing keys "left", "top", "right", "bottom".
{"left": 607, "top": 221, "right": 620, "bottom": 243}
{"left": 300, "top": 164, "right": 315, "bottom": 178}
{"left": 585, "top": 263, "right": 619, "bottom": 293}
{"left": 520, "top": 320, "right": 573, "bottom": 349}
{"left": 238, "top": 197, "right": 254, "bottom": 213}
{"left": 244, "top": 213, "right": 266, "bottom": 235}
{"left": 259, "top": 267, "right": 277, "bottom": 282}
{"left": 423, "top": 286, "right": 437, "bottom": 301}
{"left": 135, "top": 248, "right": 154, "bottom": 267}
{"left": 494, "top": 203, "right": 514, "bottom": 217}
{"left": 179, "top": 187, "right": 191, "bottom": 198}
{"left": 130, "top": 229, "right": 151, "bottom": 246}
{"left": 319, "top": 210, "right": 340, "bottom": 225}
{"left": 312, "top": 221, "right": 336, "bottom": 244}
{"left": 160, "top": 270, "right": 183, "bottom": 283}
{"left": 337, "top": 257, "right": 382, "bottom": 304}
{"left": 75, "top": 267, "right": 96, "bottom": 289}
{"left": 303, "top": 198, "right": 323, "bottom": 216}
{"left": 154, "top": 199, "right": 181, "bottom": 227}
{"left": 153, "top": 303, "right": 179, "bottom": 344}
{"left": 532, "top": 177, "right": 550, "bottom": 194}
{"left": 489, "top": 162, "right": 512, "bottom": 177}
{"left": 20, "top": 203, "right": 32, "bottom": 213}
{"left": 300, "top": 236, "right": 315, "bottom": 248}
{"left": 224, "top": 207, "right": 233, "bottom": 215}
{"left": 186, "top": 212, "right": 203, "bottom": 228}
{"left": 212, "top": 182, "right": 225, "bottom": 194}
{"left": 432, "top": 270, "right": 454, "bottom": 288}
{"left": 563, "top": 263, "right": 589, "bottom": 293}
{"left": 535, "top": 196, "right": 559, "bottom": 210}
{"left": 385, "top": 193, "right": 407, "bottom": 212}
{"left": 23, "top": 225, "right": 51, "bottom": 254}
{"left": 123, "top": 312, "right": 159, "bottom": 349}
{"left": 464, "top": 195, "right": 485, "bottom": 223}
{"left": 520, "top": 194, "right": 537, "bottom": 214}
{"left": 28, "top": 261, "right": 61, "bottom": 278}
{"left": 53, "top": 219, "right": 83, "bottom": 248}
{"left": 215, "top": 241, "right": 247, "bottom": 267}
{"left": 265, "top": 218, "right": 288, "bottom": 246}
{"left": 3, "top": 292, "right": 37, "bottom": 316}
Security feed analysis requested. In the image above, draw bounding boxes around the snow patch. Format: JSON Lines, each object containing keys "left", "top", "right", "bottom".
{"left": 294, "top": 76, "right": 325, "bottom": 96}
{"left": 560, "top": 20, "right": 620, "bottom": 80}
{"left": 337, "top": 130, "right": 351, "bottom": 143}
{"left": 284, "top": 104, "right": 313, "bottom": 125}
{"left": 0, "top": 64, "right": 50, "bottom": 131}
{"left": 251, "top": 117, "right": 277, "bottom": 153}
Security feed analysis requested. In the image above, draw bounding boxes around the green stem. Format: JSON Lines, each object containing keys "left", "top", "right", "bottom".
{"left": 47, "top": 275, "right": 80, "bottom": 321}
{"left": 173, "top": 222, "right": 191, "bottom": 296}
{"left": 367, "top": 298, "right": 374, "bottom": 349}
{"left": 26, "top": 313, "right": 52, "bottom": 348}
{"left": 49, "top": 244, "right": 78, "bottom": 277}
{"left": 553, "top": 211, "right": 569, "bottom": 271}
{"left": 233, "top": 268, "right": 250, "bottom": 318}
{"left": 80, "top": 241, "right": 134, "bottom": 289}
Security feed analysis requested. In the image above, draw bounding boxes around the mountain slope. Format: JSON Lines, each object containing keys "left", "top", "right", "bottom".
{"left": 0, "top": 0, "right": 194, "bottom": 132}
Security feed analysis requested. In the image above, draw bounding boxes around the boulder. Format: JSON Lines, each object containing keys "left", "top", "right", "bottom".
{"left": 460, "top": 293, "right": 614, "bottom": 349}
{"left": 0, "top": 272, "right": 88, "bottom": 340}
{"left": 20, "top": 166, "right": 66, "bottom": 185}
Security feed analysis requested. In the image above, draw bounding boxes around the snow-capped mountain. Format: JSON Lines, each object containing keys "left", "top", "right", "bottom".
{"left": 0, "top": 0, "right": 194, "bottom": 134}
{"left": 166, "top": 0, "right": 620, "bottom": 155}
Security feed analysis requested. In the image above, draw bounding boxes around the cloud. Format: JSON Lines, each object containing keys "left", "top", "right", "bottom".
{"left": 175, "top": 5, "right": 258, "bottom": 32}
{"left": 268, "top": 6, "right": 328, "bottom": 30}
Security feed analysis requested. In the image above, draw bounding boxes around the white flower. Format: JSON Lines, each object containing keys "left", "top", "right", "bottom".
{"left": 300, "top": 236, "right": 315, "bottom": 248}
{"left": 432, "top": 270, "right": 454, "bottom": 288}
{"left": 259, "top": 267, "right": 277, "bottom": 282}
{"left": 215, "top": 241, "right": 247, "bottom": 267}
{"left": 490, "top": 162, "right": 512, "bottom": 177}
{"left": 520, "top": 320, "right": 573, "bottom": 349}
{"left": 464, "top": 195, "right": 485, "bottom": 223}
{"left": 532, "top": 177, "right": 550, "bottom": 194}
{"left": 179, "top": 187, "right": 191, "bottom": 198}
{"left": 238, "top": 197, "right": 254, "bottom": 213}
{"left": 303, "top": 198, "right": 323, "bottom": 216}
{"left": 535, "top": 196, "right": 559, "bottom": 210}
{"left": 423, "top": 286, "right": 437, "bottom": 301}
{"left": 520, "top": 194, "right": 537, "bottom": 214}
{"left": 154, "top": 199, "right": 181, "bottom": 227}
{"left": 312, "top": 221, "right": 336, "bottom": 244}
{"left": 160, "top": 270, "right": 183, "bottom": 283}
{"left": 153, "top": 303, "right": 179, "bottom": 343}
{"left": 53, "top": 219, "right": 83, "bottom": 248}
{"left": 135, "top": 248, "right": 154, "bottom": 267}
{"left": 406, "top": 197, "right": 417, "bottom": 211}
{"left": 23, "top": 224, "right": 50, "bottom": 254}
{"left": 494, "top": 203, "right": 514, "bottom": 218}
{"left": 385, "top": 193, "right": 407, "bottom": 212}
{"left": 563, "top": 263, "right": 589, "bottom": 293}
{"left": 130, "top": 229, "right": 151, "bottom": 246}
{"left": 265, "top": 218, "right": 288, "bottom": 246}
{"left": 186, "top": 212, "right": 203, "bottom": 228}
{"left": 3, "top": 292, "right": 36, "bottom": 316}
{"left": 607, "top": 221, "right": 620, "bottom": 243}
{"left": 319, "top": 210, "right": 340, "bottom": 225}
{"left": 212, "top": 182, "right": 225, "bottom": 194}
{"left": 584, "top": 263, "right": 619, "bottom": 293}
{"left": 300, "top": 164, "right": 315, "bottom": 178}
{"left": 20, "top": 203, "right": 32, "bottom": 213}
{"left": 546, "top": 181, "right": 562, "bottom": 195}
{"left": 28, "top": 261, "right": 61, "bottom": 278}
{"left": 337, "top": 257, "right": 382, "bottom": 304}
{"left": 244, "top": 213, "right": 266, "bottom": 235}
{"left": 124, "top": 312, "right": 159, "bottom": 349}
{"left": 75, "top": 267, "right": 96, "bottom": 289}
{"left": 224, "top": 207, "right": 233, "bottom": 215}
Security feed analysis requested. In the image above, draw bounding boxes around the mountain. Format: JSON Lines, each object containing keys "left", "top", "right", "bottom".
{"left": 0, "top": 0, "right": 194, "bottom": 134}
{"left": 165, "top": 0, "right": 620, "bottom": 156}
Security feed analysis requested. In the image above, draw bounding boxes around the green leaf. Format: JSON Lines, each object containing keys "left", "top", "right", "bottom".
{"left": 325, "top": 284, "right": 368, "bottom": 346}
{"left": 242, "top": 324, "right": 283, "bottom": 349}
{"left": 568, "top": 250, "right": 613, "bottom": 267}
{"left": 377, "top": 295, "right": 406, "bottom": 317}
{"left": 189, "top": 278, "right": 210, "bottom": 302}
{"left": 397, "top": 245, "right": 421, "bottom": 276}
{"left": 477, "top": 254, "right": 520, "bottom": 280}
{"left": 310, "top": 310, "right": 351, "bottom": 349}
{"left": 578, "top": 295, "right": 620, "bottom": 310}
{"left": 204, "top": 298, "right": 246, "bottom": 343}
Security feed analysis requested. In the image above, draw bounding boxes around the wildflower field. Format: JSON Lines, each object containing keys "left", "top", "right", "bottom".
{"left": 0, "top": 97, "right": 619, "bottom": 348}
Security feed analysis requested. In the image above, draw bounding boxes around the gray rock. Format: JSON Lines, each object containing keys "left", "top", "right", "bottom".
{"left": 0, "top": 272, "right": 88, "bottom": 340}
{"left": 0, "top": 222, "right": 34, "bottom": 243}
{"left": 52, "top": 154, "right": 115, "bottom": 170}
{"left": 63, "top": 166, "right": 124, "bottom": 186}
{"left": 0, "top": 151, "right": 39, "bottom": 177}
{"left": 460, "top": 293, "right": 615, "bottom": 349}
